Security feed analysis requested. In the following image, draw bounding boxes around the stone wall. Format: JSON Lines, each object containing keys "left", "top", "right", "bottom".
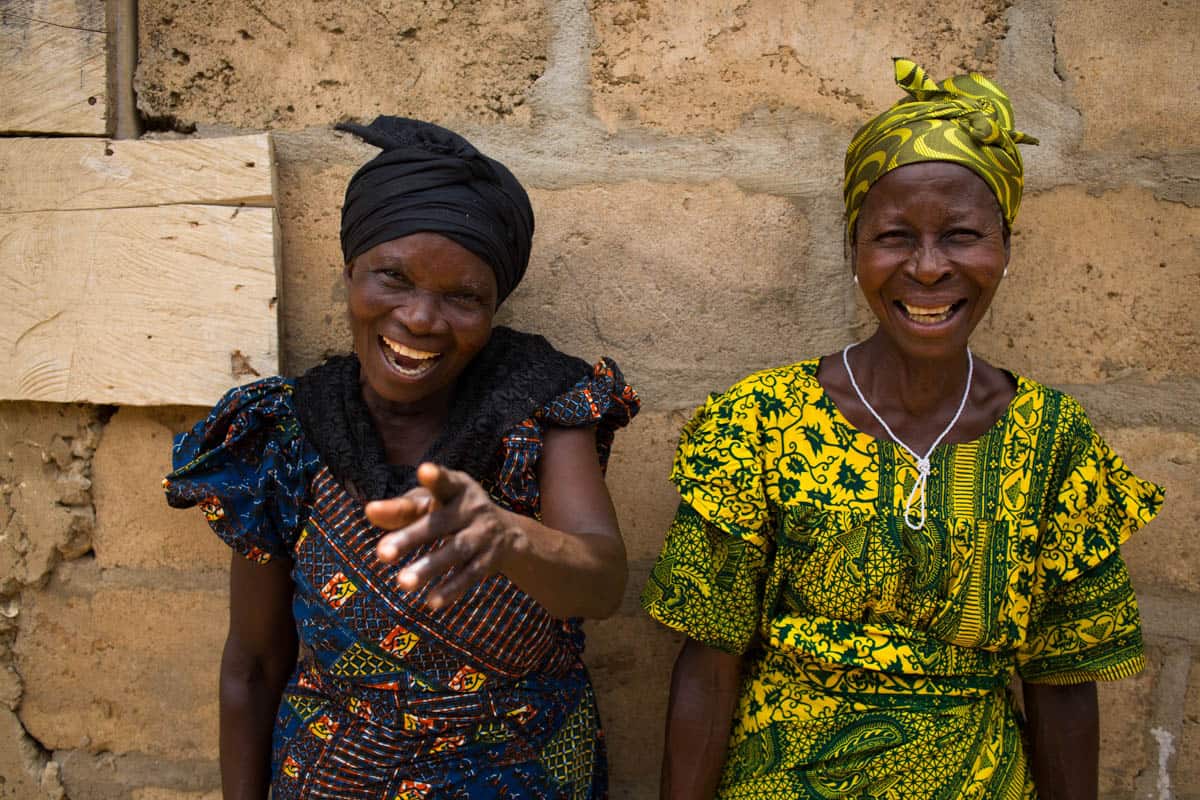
{"left": 2, "top": 0, "right": 1197, "bottom": 797}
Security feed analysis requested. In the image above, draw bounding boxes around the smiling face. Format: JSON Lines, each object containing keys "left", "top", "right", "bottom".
{"left": 852, "top": 161, "right": 1010, "bottom": 362}
{"left": 345, "top": 232, "right": 497, "bottom": 413}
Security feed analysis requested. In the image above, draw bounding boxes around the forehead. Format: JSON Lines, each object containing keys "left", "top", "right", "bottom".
{"left": 860, "top": 162, "right": 1000, "bottom": 221}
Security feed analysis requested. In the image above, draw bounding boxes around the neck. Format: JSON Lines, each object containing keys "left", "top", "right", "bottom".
{"left": 850, "top": 332, "right": 972, "bottom": 418}
{"left": 360, "top": 381, "right": 452, "bottom": 465}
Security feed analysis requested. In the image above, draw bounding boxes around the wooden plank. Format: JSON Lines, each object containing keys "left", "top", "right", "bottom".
{"left": 0, "top": 135, "right": 274, "bottom": 212}
{"left": 0, "top": 0, "right": 107, "bottom": 134}
{"left": 0, "top": 204, "right": 278, "bottom": 406}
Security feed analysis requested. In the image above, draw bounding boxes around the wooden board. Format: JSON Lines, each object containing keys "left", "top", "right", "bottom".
{"left": 0, "top": 135, "right": 279, "bottom": 406}
{"left": 0, "top": 136, "right": 274, "bottom": 212}
{"left": 1, "top": 0, "right": 107, "bottom": 134}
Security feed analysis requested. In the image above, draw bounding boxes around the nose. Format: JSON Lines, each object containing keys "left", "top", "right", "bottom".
{"left": 395, "top": 290, "right": 446, "bottom": 336}
{"left": 908, "top": 241, "right": 951, "bottom": 285}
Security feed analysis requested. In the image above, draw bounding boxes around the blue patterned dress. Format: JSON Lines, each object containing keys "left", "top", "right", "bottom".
{"left": 165, "top": 350, "right": 638, "bottom": 800}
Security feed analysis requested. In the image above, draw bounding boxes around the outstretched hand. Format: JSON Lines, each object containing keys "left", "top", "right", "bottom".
{"left": 366, "top": 463, "right": 518, "bottom": 610}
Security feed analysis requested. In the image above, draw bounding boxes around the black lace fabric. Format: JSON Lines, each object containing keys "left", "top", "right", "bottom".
{"left": 293, "top": 326, "right": 591, "bottom": 502}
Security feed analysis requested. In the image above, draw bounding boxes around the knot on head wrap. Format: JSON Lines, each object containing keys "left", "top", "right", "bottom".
{"left": 337, "top": 116, "right": 534, "bottom": 305}
{"left": 843, "top": 58, "right": 1038, "bottom": 240}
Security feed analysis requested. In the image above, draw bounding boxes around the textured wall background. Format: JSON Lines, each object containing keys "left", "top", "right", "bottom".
{"left": 1, "top": 0, "right": 1197, "bottom": 797}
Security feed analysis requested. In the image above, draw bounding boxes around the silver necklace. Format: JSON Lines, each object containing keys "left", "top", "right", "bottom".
{"left": 841, "top": 343, "right": 974, "bottom": 530}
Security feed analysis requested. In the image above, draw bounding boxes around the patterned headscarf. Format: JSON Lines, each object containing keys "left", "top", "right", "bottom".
{"left": 337, "top": 116, "right": 534, "bottom": 305}
{"left": 844, "top": 58, "right": 1038, "bottom": 240}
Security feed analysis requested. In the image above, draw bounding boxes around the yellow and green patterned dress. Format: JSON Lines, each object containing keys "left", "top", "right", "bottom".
{"left": 641, "top": 359, "right": 1163, "bottom": 799}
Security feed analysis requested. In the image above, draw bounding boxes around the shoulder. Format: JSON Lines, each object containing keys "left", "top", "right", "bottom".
{"left": 538, "top": 356, "right": 640, "bottom": 431}
{"left": 704, "top": 358, "right": 823, "bottom": 424}
{"left": 170, "top": 376, "right": 304, "bottom": 475}
{"left": 1005, "top": 373, "right": 1096, "bottom": 454}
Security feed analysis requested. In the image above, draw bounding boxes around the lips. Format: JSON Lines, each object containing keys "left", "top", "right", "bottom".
{"left": 379, "top": 335, "right": 442, "bottom": 378}
{"left": 895, "top": 299, "right": 966, "bottom": 325}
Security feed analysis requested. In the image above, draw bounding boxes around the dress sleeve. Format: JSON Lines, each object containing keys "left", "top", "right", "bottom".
{"left": 163, "top": 378, "right": 316, "bottom": 564}
{"left": 641, "top": 382, "right": 774, "bottom": 655}
{"left": 490, "top": 357, "right": 639, "bottom": 511}
{"left": 1017, "top": 409, "right": 1164, "bottom": 684}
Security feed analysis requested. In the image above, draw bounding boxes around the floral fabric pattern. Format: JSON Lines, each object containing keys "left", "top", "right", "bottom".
{"left": 642, "top": 359, "right": 1162, "bottom": 799}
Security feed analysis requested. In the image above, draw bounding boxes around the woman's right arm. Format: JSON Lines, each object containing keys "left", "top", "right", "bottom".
{"left": 662, "top": 638, "right": 743, "bottom": 799}
{"left": 219, "top": 553, "right": 298, "bottom": 799}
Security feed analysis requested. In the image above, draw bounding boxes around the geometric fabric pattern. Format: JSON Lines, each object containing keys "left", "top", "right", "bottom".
{"left": 166, "top": 359, "right": 639, "bottom": 799}
{"left": 643, "top": 359, "right": 1163, "bottom": 798}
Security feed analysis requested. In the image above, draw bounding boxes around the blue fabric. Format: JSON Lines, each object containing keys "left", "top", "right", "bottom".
{"left": 165, "top": 363, "right": 639, "bottom": 799}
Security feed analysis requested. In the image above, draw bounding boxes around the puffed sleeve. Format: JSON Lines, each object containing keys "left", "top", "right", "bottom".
{"left": 491, "top": 357, "right": 639, "bottom": 512}
{"left": 641, "top": 380, "right": 774, "bottom": 655}
{"left": 163, "top": 378, "right": 318, "bottom": 564}
{"left": 1017, "top": 405, "right": 1164, "bottom": 684}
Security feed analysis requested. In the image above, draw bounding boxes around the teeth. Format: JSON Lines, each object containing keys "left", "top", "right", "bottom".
{"left": 900, "top": 301, "right": 957, "bottom": 324}
{"left": 902, "top": 302, "right": 953, "bottom": 316}
{"left": 381, "top": 336, "right": 440, "bottom": 360}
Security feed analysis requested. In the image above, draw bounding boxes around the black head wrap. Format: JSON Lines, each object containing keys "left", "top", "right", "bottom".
{"left": 336, "top": 116, "right": 534, "bottom": 304}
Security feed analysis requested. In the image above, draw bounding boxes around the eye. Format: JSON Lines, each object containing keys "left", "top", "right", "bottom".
{"left": 447, "top": 290, "right": 484, "bottom": 307}
{"left": 945, "top": 228, "right": 982, "bottom": 243}
{"left": 874, "top": 229, "right": 911, "bottom": 243}
{"left": 376, "top": 268, "right": 411, "bottom": 286}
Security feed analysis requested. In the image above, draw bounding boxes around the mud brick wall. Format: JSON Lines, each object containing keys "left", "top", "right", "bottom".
{"left": 2, "top": 1, "right": 1197, "bottom": 797}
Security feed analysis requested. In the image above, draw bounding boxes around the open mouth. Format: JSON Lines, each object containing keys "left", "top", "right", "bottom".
{"left": 379, "top": 335, "right": 442, "bottom": 378}
{"left": 895, "top": 299, "right": 967, "bottom": 325}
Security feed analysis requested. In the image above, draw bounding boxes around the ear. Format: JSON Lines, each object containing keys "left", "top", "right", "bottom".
{"left": 343, "top": 259, "right": 355, "bottom": 287}
{"left": 1002, "top": 224, "right": 1012, "bottom": 266}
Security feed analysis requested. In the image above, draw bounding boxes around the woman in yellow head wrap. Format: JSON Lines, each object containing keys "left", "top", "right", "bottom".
{"left": 643, "top": 59, "right": 1161, "bottom": 799}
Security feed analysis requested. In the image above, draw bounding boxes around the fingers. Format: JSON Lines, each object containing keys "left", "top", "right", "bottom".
{"left": 417, "top": 462, "right": 464, "bottom": 505}
{"left": 395, "top": 522, "right": 500, "bottom": 609}
{"left": 375, "top": 505, "right": 450, "bottom": 562}
{"left": 365, "top": 489, "right": 435, "bottom": 531}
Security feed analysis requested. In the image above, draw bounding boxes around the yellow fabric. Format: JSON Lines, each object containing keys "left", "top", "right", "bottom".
{"left": 642, "top": 360, "right": 1163, "bottom": 798}
{"left": 844, "top": 58, "right": 1039, "bottom": 239}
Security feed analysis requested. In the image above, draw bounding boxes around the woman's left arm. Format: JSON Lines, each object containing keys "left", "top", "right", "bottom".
{"left": 1022, "top": 680, "right": 1099, "bottom": 800}
{"left": 369, "top": 425, "right": 627, "bottom": 619}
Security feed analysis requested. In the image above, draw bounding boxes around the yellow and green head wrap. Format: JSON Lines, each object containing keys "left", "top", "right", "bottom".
{"left": 844, "top": 58, "right": 1038, "bottom": 240}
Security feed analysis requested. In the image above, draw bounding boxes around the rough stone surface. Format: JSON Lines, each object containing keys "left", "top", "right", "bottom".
{"left": 14, "top": 561, "right": 224, "bottom": 760}
{"left": 589, "top": 0, "right": 1012, "bottom": 134}
{"left": 1179, "top": 655, "right": 1200, "bottom": 799}
{"left": 971, "top": 187, "right": 1199, "bottom": 386}
{"left": 1056, "top": 0, "right": 1200, "bottom": 154}
{"left": 604, "top": 410, "right": 692, "bottom": 563}
{"left": 583, "top": 578, "right": 680, "bottom": 797}
{"left": 271, "top": 129, "right": 361, "bottom": 375}
{"left": 92, "top": 407, "right": 223, "bottom": 571}
{"left": 1104, "top": 428, "right": 1199, "bottom": 596}
{"left": 0, "top": 706, "right": 59, "bottom": 799}
{"left": 55, "top": 750, "right": 220, "bottom": 800}
{"left": 1093, "top": 643, "right": 1159, "bottom": 796}
{"left": 0, "top": 404, "right": 99, "bottom": 595}
{"left": 499, "top": 181, "right": 844, "bottom": 405}
{"left": 135, "top": 0, "right": 548, "bottom": 130}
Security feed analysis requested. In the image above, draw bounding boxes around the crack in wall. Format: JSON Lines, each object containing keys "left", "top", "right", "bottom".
{"left": 0, "top": 404, "right": 103, "bottom": 799}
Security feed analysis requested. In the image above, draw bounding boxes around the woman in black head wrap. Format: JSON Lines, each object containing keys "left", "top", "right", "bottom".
{"left": 165, "top": 117, "right": 639, "bottom": 799}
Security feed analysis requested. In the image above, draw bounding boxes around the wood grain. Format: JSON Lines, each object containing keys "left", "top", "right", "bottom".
{"left": 0, "top": 135, "right": 279, "bottom": 405}
{"left": 1, "top": 0, "right": 107, "bottom": 134}
{"left": 0, "top": 136, "right": 273, "bottom": 212}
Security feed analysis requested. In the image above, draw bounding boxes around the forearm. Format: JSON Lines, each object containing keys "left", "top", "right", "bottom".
{"left": 662, "top": 640, "right": 742, "bottom": 799}
{"left": 1023, "top": 681, "right": 1098, "bottom": 800}
{"left": 499, "top": 508, "right": 627, "bottom": 619}
{"left": 218, "top": 645, "right": 295, "bottom": 799}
